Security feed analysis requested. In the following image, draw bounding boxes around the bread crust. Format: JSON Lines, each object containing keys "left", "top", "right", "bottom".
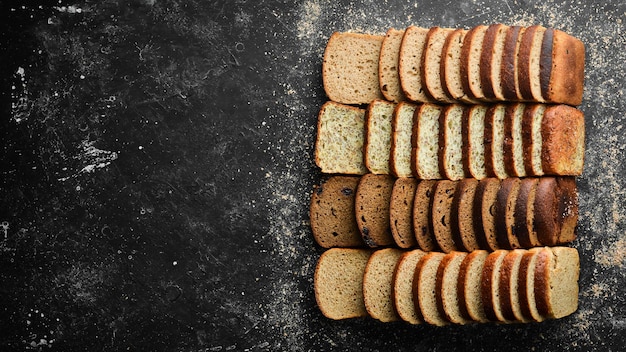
{"left": 533, "top": 177, "right": 579, "bottom": 246}
{"left": 435, "top": 251, "right": 470, "bottom": 324}
{"left": 540, "top": 29, "right": 585, "bottom": 106}
{"left": 399, "top": 26, "right": 434, "bottom": 103}
{"left": 541, "top": 104, "right": 585, "bottom": 175}
{"left": 498, "top": 249, "right": 528, "bottom": 322}
{"left": 422, "top": 27, "right": 456, "bottom": 103}
{"left": 432, "top": 180, "right": 460, "bottom": 253}
{"left": 502, "top": 103, "right": 518, "bottom": 176}
{"left": 460, "top": 25, "right": 489, "bottom": 100}
{"left": 451, "top": 178, "right": 480, "bottom": 252}
{"left": 393, "top": 249, "right": 428, "bottom": 324}
{"left": 379, "top": 28, "right": 407, "bottom": 103}
{"left": 473, "top": 178, "right": 501, "bottom": 251}
{"left": 480, "top": 250, "right": 508, "bottom": 322}
{"left": 483, "top": 105, "right": 497, "bottom": 177}
{"left": 413, "top": 252, "right": 449, "bottom": 326}
{"left": 457, "top": 249, "right": 490, "bottom": 322}
{"left": 479, "top": 24, "right": 505, "bottom": 100}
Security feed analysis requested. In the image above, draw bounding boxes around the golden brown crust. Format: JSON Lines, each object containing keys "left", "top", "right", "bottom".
{"left": 460, "top": 25, "right": 487, "bottom": 100}
{"left": 473, "top": 178, "right": 501, "bottom": 251}
{"left": 494, "top": 178, "right": 521, "bottom": 249}
{"left": 541, "top": 105, "right": 585, "bottom": 175}
{"left": 480, "top": 250, "right": 508, "bottom": 322}
{"left": 451, "top": 178, "right": 480, "bottom": 252}
{"left": 432, "top": 180, "right": 460, "bottom": 253}
{"left": 541, "top": 29, "right": 585, "bottom": 106}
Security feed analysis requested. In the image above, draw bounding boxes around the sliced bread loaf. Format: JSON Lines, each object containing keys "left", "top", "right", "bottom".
{"left": 500, "top": 26, "right": 525, "bottom": 100}
{"left": 460, "top": 25, "right": 489, "bottom": 100}
{"left": 412, "top": 103, "right": 443, "bottom": 179}
{"left": 391, "top": 102, "right": 419, "bottom": 177}
{"left": 422, "top": 27, "right": 456, "bottom": 103}
{"left": 534, "top": 177, "right": 579, "bottom": 246}
{"left": 463, "top": 105, "right": 489, "bottom": 179}
{"left": 363, "top": 248, "right": 404, "bottom": 322}
{"left": 481, "top": 249, "right": 510, "bottom": 322}
{"left": 513, "top": 177, "right": 542, "bottom": 248}
{"left": 365, "top": 100, "right": 396, "bottom": 174}
{"left": 494, "top": 178, "right": 522, "bottom": 250}
{"left": 539, "top": 28, "right": 585, "bottom": 106}
{"left": 379, "top": 28, "right": 407, "bottom": 103}
{"left": 414, "top": 252, "right": 449, "bottom": 326}
{"left": 413, "top": 180, "right": 441, "bottom": 252}
{"left": 534, "top": 247, "right": 580, "bottom": 319}
{"left": 451, "top": 178, "right": 480, "bottom": 252}
{"left": 473, "top": 178, "right": 501, "bottom": 251}
{"left": 392, "top": 249, "right": 428, "bottom": 324}
{"left": 432, "top": 180, "right": 460, "bottom": 253}
{"left": 439, "top": 104, "right": 466, "bottom": 180}
{"left": 355, "top": 174, "right": 395, "bottom": 247}
{"left": 480, "top": 24, "right": 508, "bottom": 100}
{"left": 390, "top": 178, "right": 419, "bottom": 248}
{"left": 436, "top": 251, "right": 470, "bottom": 324}
{"left": 457, "top": 249, "right": 490, "bottom": 322}
{"left": 541, "top": 104, "right": 585, "bottom": 176}
{"left": 399, "top": 26, "right": 433, "bottom": 103}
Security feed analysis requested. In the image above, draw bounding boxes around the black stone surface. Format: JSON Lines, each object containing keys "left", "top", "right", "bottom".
{"left": 1, "top": 0, "right": 625, "bottom": 351}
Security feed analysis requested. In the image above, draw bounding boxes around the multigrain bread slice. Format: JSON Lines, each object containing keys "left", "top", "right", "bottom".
{"left": 399, "top": 26, "right": 433, "bottom": 103}
{"left": 540, "top": 28, "right": 586, "bottom": 106}
{"left": 494, "top": 178, "right": 522, "bottom": 250}
{"left": 473, "top": 178, "right": 501, "bottom": 251}
{"left": 365, "top": 100, "right": 396, "bottom": 175}
{"left": 314, "top": 248, "right": 373, "bottom": 319}
{"left": 413, "top": 180, "right": 441, "bottom": 252}
{"left": 310, "top": 176, "right": 365, "bottom": 248}
{"left": 391, "top": 102, "right": 419, "bottom": 177}
{"left": 503, "top": 103, "right": 527, "bottom": 177}
{"left": 534, "top": 246, "right": 580, "bottom": 319}
{"left": 518, "top": 247, "right": 545, "bottom": 321}
{"left": 439, "top": 104, "right": 466, "bottom": 180}
{"left": 412, "top": 103, "right": 443, "bottom": 179}
{"left": 541, "top": 105, "right": 585, "bottom": 176}
{"left": 457, "top": 250, "right": 490, "bottom": 322}
{"left": 514, "top": 178, "right": 542, "bottom": 248}
{"left": 414, "top": 252, "right": 449, "bottom": 326}
{"left": 463, "top": 105, "right": 489, "bottom": 179}
{"left": 480, "top": 24, "right": 508, "bottom": 100}
{"left": 355, "top": 174, "right": 395, "bottom": 247}
{"left": 534, "top": 177, "right": 579, "bottom": 246}
{"left": 518, "top": 25, "right": 547, "bottom": 101}
{"left": 379, "top": 28, "right": 407, "bottom": 103}
{"left": 390, "top": 178, "right": 419, "bottom": 248}
{"left": 501, "top": 26, "right": 525, "bottom": 100}
{"left": 441, "top": 29, "right": 478, "bottom": 103}
{"left": 484, "top": 104, "right": 509, "bottom": 179}
{"left": 460, "top": 25, "right": 490, "bottom": 100}
{"left": 481, "top": 250, "right": 510, "bottom": 323}
{"left": 498, "top": 249, "right": 528, "bottom": 322}
{"left": 451, "top": 178, "right": 480, "bottom": 252}
{"left": 392, "top": 249, "right": 428, "bottom": 324}
{"left": 435, "top": 251, "right": 470, "bottom": 324}
{"left": 315, "top": 101, "right": 368, "bottom": 175}
{"left": 363, "top": 248, "right": 404, "bottom": 322}
{"left": 422, "top": 27, "right": 456, "bottom": 103}
{"left": 432, "top": 180, "right": 460, "bottom": 253}
{"left": 322, "top": 32, "right": 384, "bottom": 105}
{"left": 521, "top": 104, "right": 546, "bottom": 176}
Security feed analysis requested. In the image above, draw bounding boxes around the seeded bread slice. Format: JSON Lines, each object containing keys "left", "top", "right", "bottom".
{"left": 390, "top": 178, "right": 419, "bottom": 248}
{"left": 494, "top": 178, "right": 522, "bottom": 250}
{"left": 539, "top": 28, "right": 585, "bottom": 106}
{"left": 460, "top": 25, "right": 489, "bottom": 100}
{"left": 436, "top": 251, "right": 470, "bottom": 324}
{"left": 534, "top": 177, "right": 579, "bottom": 246}
{"left": 315, "top": 101, "right": 368, "bottom": 175}
{"left": 484, "top": 104, "right": 509, "bottom": 179}
{"left": 310, "top": 176, "right": 365, "bottom": 248}
{"left": 481, "top": 249, "right": 510, "bottom": 322}
{"left": 422, "top": 27, "right": 456, "bottom": 103}
{"left": 412, "top": 104, "right": 443, "bottom": 179}
{"left": 518, "top": 25, "right": 547, "bottom": 101}
{"left": 451, "top": 178, "right": 480, "bottom": 252}
{"left": 503, "top": 103, "right": 527, "bottom": 177}
{"left": 501, "top": 26, "right": 525, "bottom": 100}
{"left": 457, "top": 250, "right": 490, "bottom": 322}
{"left": 390, "top": 102, "right": 419, "bottom": 177}
{"left": 441, "top": 29, "right": 479, "bottom": 103}
{"left": 541, "top": 104, "right": 585, "bottom": 176}
{"left": 498, "top": 249, "right": 528, "bottom": 322}
{"left": 413, "top": 180, "right": 441, "bottom": 252}
{"left": 432, "top": 180, "right": 460, "bottom": 253}
{"left": 314, "top": 248, "right": 373, "bottom": 319}
{"left": 322, "top": 32, "right": 385, "bottom": 105}
{"left": 473, "top": 178, "right": 501, "bottom": 251}
{"left": 399, "top": 26, "right": 434, "bottom": 103}
{"left": 439, "top": 104, "right": 467, "bottom": 180}
{"left": 480, "top": 24, "right": 508, "bottom": 100}
{"left": 355, "top": 174, "right": 395, "bottom": 247}
{"left": 463, "top": 105, "right": 489, "bottom": 179}
{"left": 518, "top": 247, "right": 545, "bottom": 321}
{"left": 392, "top": 249, "right": 428, "bottom": 324}
{"left": 379, "top": 28, "right": 407, "bottom": 103}
{"left": 521, "top": 103, "right": 546, "bottom": 176}
{"left": 534, "top": 246, "right": 580, "bottom": 319}
{"left": 365, "top": 100, "right": 396, "bottom": 175}
{"left": 414, "top": 252, "right": 449, "bottom": 326}
{"left": 363, "top": 248, "right": 404, "bottom": 322}
{"left": 514, "top": 178, "right": 542, "bottom": 248}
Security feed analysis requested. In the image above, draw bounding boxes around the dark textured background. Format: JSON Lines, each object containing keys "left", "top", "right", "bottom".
{"left": 1, "top": 0, "right": 624, "bottom": 351}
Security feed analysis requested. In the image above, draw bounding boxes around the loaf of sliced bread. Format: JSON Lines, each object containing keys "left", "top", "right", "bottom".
{"left": 473, "top": 178, "right": 501, "bottom": 251}
{"left": 392, "top": 249, "right": 428, "bottom": 324}
{"left": 534, "top": 247, "right": 580, "bottom": 319}
{"left": 501, "top": 26, "right": 525, "bottom": 100}
{"left": 481, "top": 249, "right": 510, "bottom": 322}
{"left": 513, "top": 177, "right": 541, "bottom": 248}
{"left": 451, "top": 178, "right": 480, "bottom": 252}
{"left": 365, "top": 100, "right": 396, "bottom": 175}
{"left": 541, "top": 104, "right": 585, "bottom": 176}
{"left": 460, "top": 25, "right": 489, "bottom": 100}
{"left": 432, "top": 180, "right": 460, "bottom": 253}
{"left": 436, "top": 251, "right": 470, "bottom": 324}
{"left": 363, "top": 248, "right": 404, "bottom": 322}
{"left": 413, "top": 180, "right": 441, "bottom": 252}
{"left": 480, "top": 24, "right": 508, "bottom": 100}
{"left": 412, "top": 103, "right": 443, "bottom": 179}
{"left": 355, "top": 174, "right": 395, "bottom": 247}
{"left": 389, "top": 178, "right": 419, "bottom": 248}
{"left": 494, "top": 178, "right": 522, "bottom": 250}
{"left": 379, "top": 28, "right": 407, "bottom": 103}
{"left": 540, "top": 28, "right": 585, "bottom": 106}
{"left": 391, "top": 102, "right": 419, "bottom": 177}
{"left": 399, "top": 26, "right": 433, "bottom": 102}
{"left": 534, "top": 177, "right": 578, "bottom": 246}
{"left": 422, "top": 27, "right": 456, "bottom": 103}
{"left": 457, "top": 249, "right": 490, "bottom": 322}
{"left": 414, "top": 252, "right": 449, "bottom": 326}
{"left": 463, "top": 105, "right": 489, "bottom": 179}
{"left": 439, "top": 104, "right": 466, "bottom": 180}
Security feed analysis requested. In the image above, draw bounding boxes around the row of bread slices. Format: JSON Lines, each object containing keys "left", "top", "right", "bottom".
{"left": 310, "top": 174, "right": 578, "bottom": 252}
{"left": 314, "top": 247, "right": 579, "bottom": 324}
{"left": 314, "top": 100, "right": 585, "bottom": 178}
{"left": 322, "top": 25, "right": 585, "bottom": 106}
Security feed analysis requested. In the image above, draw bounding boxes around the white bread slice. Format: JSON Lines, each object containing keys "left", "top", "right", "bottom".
{"left": 534, "top": 247, "right": 580, "bottom": 319}
{"left": 322, "top": 32, "right": 384, "bottom": 105}
{"left": 363, "top": 248, "right": 404, "bottom": 322}
{"left": 392, "top": 249, "right": 428, "bottom": 324}
{"left": 399, "top": 26, "right": 433, "bottom": 103}
{"left": 505, "top": 103, "right": 527, "bottom": 177}
{"left": 435, "top": 251, "right": 470, "bottom": 324}
{"left": 457, "top": 250, "right": 490, "bottom": 322}
{"left": 440, "top": 104, "right": 466, "bottom": 180}
{"left": 314, "top": 248, "right": 373, "bottom": 319}
{"left": 460, "top": 25, "right": 489, "bottom": 100}
{"left": 441, "top": 29, "right": 479, "bottom": 103}
{"left": 484, "top": 104, "right": 509, "bottom": 179}
{"left": 414, "top": 252, "right": 449, "bottom": 326}
{"left": 379, "top": 28, "right": 407, "bottom": 102}
{"left": 365, "top": 100, "right": 396, "bottom": 174}
{"left": 479, "top": 24, "right": 508, "bottom": 100}
{"left": 528, "top": 26, "right": 548, "bottom": 102}
{"left": 315, "top": 101, "right": 368, "bottom": 175}
{"left": 390, "top": 102, "right": 418, "bottom": 177}
{"left": 412, "top": 103, "right": 442, "bottom": 179}
{"left": 422, "top": 27, "right": 456, "bottom": 103}
{"left": 463, "top": 105, "right": 488, "bottom": 179}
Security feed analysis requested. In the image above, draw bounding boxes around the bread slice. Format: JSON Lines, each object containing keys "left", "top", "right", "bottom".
{"left": 513, "top": 177, "right": 542, "bottom": 248}
{"left": 439, "top": 104, "right": 466, "bottom": 180}
{"left": 310, "top": 176, "right": 365, "bottom": 248}
{"left": 541, "top": 105, "right": 585, "bottom": 176}
{"left": 534, "top": 247, "right": 580, "bottom": 319}
{"left": 484, "top": 104, "right": 509, "bottom": 179}
{"left": 432, "top": 180, "right": 460, "bottom": 253}
{"left": 365, "top": 100, "right": 396, "bottom": 174}
{"left": 390, "top": 102, "right": 419, "bottom": 177}
{"left": 498, "top": 249, "right": 528, "bottom": 322}
{"left": 441, "top": 29, "right": 478, "bottom": 103}
{"left": 413, "top": 103, "right": 443, "bottom": 179}
{"left": 457, "top": 249, "right": 490, "bottom": 322}
{"left": 494, "top": 178, "right": 522, "bottom": 250}
{"left": 435, "top": 251, "right": 470, "bottom": 324}
{"left": 539, "top": 28, "right": 585, "bottom": 106}
{"left": 501, "top": 26, "right": 525, "bottom": 100}
{"left": 315, "top": 101, "right": 368, "bottom": 175}
{"left": 363, "top": 248, "right": 404, "bottom": 322}
{"left": 314, "top": 248, "right": 373, "bottom": 319}
{"left": 463, "top": 105, "right": 489, "bottom": 179}
{"left": 533, "top": 177, "right": 579, "bottom": 246}
{"left": 460, "top": 25, "right": 489, "bottom": 100}
{"left": 503, "top": 103, "right": 527, "bottom": 177}
{"left": 481, "top": 249, "right": 510, "bottom": 322}
{"left": 392, "top": 249, "right": 428, "bottom": 324}
{"left": 355, "top": 174, "right": 395, "bottom": 247}
{"left": 414, "top": 252, "right": 449, "bottom": 326}
{"left": 518, "top": 247, "right": 546, "bottom": 321}
{"left": 399, "top": 26, "right": 433, "bottom": 103}
{"left": 422, "top": 27, "right": 456, "bottom": 103}
{"left": 390, "top": 178, "right": 419, "bottom": 248}
{"left": 451, "top": 178, "right": 480, "bottom": 252}
{"left": 413, "top": 180, "right": 440, "bottom": 251}
{"left": 521, "top": 103, "right": 546, "bottom": 176}
{"left": 473, "top": 178, "right": 501, "bottom": 251}
{"left": 480, "top": 24, "right": 508, "bottom": 100}
{"left": 322, "top": 32, "right": 385, "bottom": 105}
{"left": 518, "top": 25, "right": 547, "bottom": 101}
{"left": 379, "top": 28, "right": 407, "bottom": 103}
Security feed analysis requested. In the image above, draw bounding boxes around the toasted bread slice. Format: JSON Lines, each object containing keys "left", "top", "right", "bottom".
{"left": 413, "top": 180, "right": 441, "bottom": 251}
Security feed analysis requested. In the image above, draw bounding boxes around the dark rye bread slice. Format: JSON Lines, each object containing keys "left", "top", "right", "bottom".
{"left": 534, "top": 177, "right": 579, "bottom": 246}
{"left": 521, "top": 103, "right": 546, "bottom": 176}
{"left": 391, "top": 102, "right": 419, "bottom": 177}
{"left": 484, "top": 104, "right": 509, "bottom": 179}
{"left": 518, "top": 247, "right": 545, "bottom": 322}
{"left": 363, "top": 248, "right": 404, "bottom": 322}
{"left": 365, "top": 100, "right": 396, "bottom": 175}
{"left": 518, "top": 25, "right": 547, "bottom": 101}
{"left": 422, "top": 27, "right": 456, "bottom": 103}
{"left": 393, "top": 249, "right": 428, "bottom": 324}
{"left": 534, "top": 247, "right": 580, "bottom": 319}
{"left": 481, "top": 249, "right": 510, "bottom": 323}
{"left": 412, "top": 103, "right": 443, "bottom": 179}
{"left": 540, "top": 28, "right": 586, "bottom": 106}
{"left": 414, "top": 252, "right": 449, "bottom": 326}
{"left": 463, "top": 105, "right": 488, "bottom": 179}
{"left": 379, "top": 28, "right": 407, "bottom": 103}
{"left": 514, "top": 178, "right": 542, "bottom": 249}
{"left": 314, "top": 248, "right": 373, "bottom": 319}
{"left": 322, "top": 32, "right": 385, "bottom": 105}
{"left": 355, "top": 174, "right": 395, "bottom": 247}
{"left": 494, "top": 178, "right": 522, "bottom": 250}
{"left": 441, "top": 29, "right": 479, "bottom": 103}
{"left": 439, "top": 104, "right": 467, "bottom": 180}
{"left": 451, "top": 178, "right": 481, "bottom": 252}
{"left": 390, "top": 178, "right": 419, "bottom": 248}
{"left": 310, "top": 176, "right": 365, "bottom": 248}
{"left": 501, "top": 26, "right": 525, "bottom": 100}
{"left": 413, "top": 180, "right": 441, "bottom": 251}
{"left": 541, "top": 104, "right": 586, "bottom": 176}
{"left": 435, "top": 251, "right": 470, "bottom": 324}
{"left": 479, "top": 24, "right": 508, "bottom": 100}
{"left": 460, "top": 25, "right": 490, "bottom": 100}
{"left": 432, "top": 180, "right": 460, "bottom": 253}
{"left": 473, "top": 178, "right": 501, "bottom": 251}
{"left": 457, "top": 250, "right": 490, "bottom": 322}
{"left": 503, "top": 103, "right": 527, "bottom": 177}
{"left": 399, "top": 26, "right": 434, "bottom": 103}
{"left": 498, "top": 249, "right": 528, "bottom": 322}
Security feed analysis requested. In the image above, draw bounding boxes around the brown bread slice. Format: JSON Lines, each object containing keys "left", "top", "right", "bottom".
{"left": 463, "top": 105, "right": 489, "bottom": 179}
{"left": 314, "top": 248, "right": 373, "bottom": 319}
{"left": 390, "top": 178, "right": 419, "bottom": 248}
{"left": 503, "top": 103, "right": 527, "bottom": 177}
{"left": 365, "top": 100, "right": 396, "bottom": 175}
{"left": 363, "top": 248, "right": 404, "bottom": 322}
{"left": 451, "top": 178, "right": 480, "bottom": 252}
{"left": 457, "top": 250, "right": 490, "bottom": 322}
{"left": 541, "top": 104, "right": 586, "bottom": 176}
{"left": 413, "top": 180, "right": 441, "bottom": 251}
{"left": 355, "top": 174, "right": 395, "bottom": 247}
{"left": 498, "top": 249, "right": 528, "bottom": 322}
{"left": 436, "top": 251, "right": 470, "bottom": 324}
{"left": 481, "top": 249, "right": 510, "bottom": 322}
{"left": 399, "top": 26, "right": 434, "bottom": 103}
{"left": 414, "top": 252, "right": 449, "bottom": 326}
{"left": 392, "top": 249, "right": 428, "bottom": 324}
{"left": 473, "top": 178, "right": 501, "bottom": 251}
{"left": 310, "top": 176, "right": 365, "bottom": 248}
{"left": 322, "top": 32, "right": 385, "bottom": 105}
{"left": 480, "top": 24, "right": 508, "bottom": 100}
{"left": 412, "top": 103, "right": 443, "bottom": 179}
{"left": 422, "top": 27, "right": 456, "bottom": 103}
{"left": 432, "top": 180, "right": 460, "bottom": 253}
{"left": 521, "top": 103, "right": 546, "bottom": 176}
{"left": 517, "top": 25, "right": 547, "bottom": 101}
{"left": 514, "top": 178, "right": 542, "bottom": 248}
{"left": 460, "top": 25, "right": 490, "bottom": 100}
{"left": 315, "top": 101, "right": 368, "bottom": 175}
{"left": 539, "top": 28, "right": 586, "bottom": 106}
{"left": 379, "top": 28, "right": 407, "bottom": 102}
{"left": 518, "top": 247, "right": 545, "bottom": 321}
{"left": 501, "top": 26, "right": 525, "bottom": 100}
{"left": 391, "top": 102, "right": 419, "bottom": 177}
{"left": 439, "top": 104, "right": 467, "bottom": 180}
{"left": 441, "top": 29, "right": 479, "bottom": 103}
{"left": 494, "top": 178, "right": 522, "bottom": 250}
{"left": 484, "top": 104, "right": 509, "bottom": 179}
{"left": 534, "top": 247, "right": 580, "bottom": 319}
{"left": 534, "top": 177, "right": 579, "bottom": 246}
